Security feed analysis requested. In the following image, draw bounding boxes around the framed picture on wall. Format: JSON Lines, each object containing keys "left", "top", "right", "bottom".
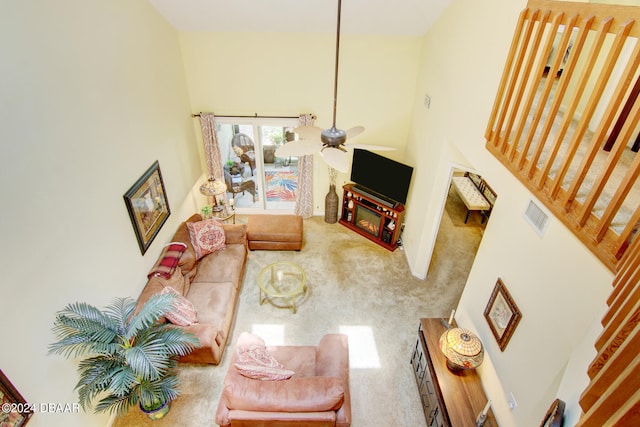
{"left": 0, "top": 369, "right": 33, "bottom": 426}
{"left": 484, "top": 278, "right": 522, "bottom": 351}
{"left": 123, "top": 160, "right": 170, "bottom": 255}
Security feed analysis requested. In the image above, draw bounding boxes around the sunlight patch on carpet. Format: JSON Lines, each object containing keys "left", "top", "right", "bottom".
{"left": 339, "top": 325, "right": 381, "bottom": 369}
{"left": 251, "top": 324, "right": 286, "bottom": 345}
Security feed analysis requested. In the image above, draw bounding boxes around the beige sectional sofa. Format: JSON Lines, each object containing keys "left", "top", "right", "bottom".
{"left": 136, "top": 213, "right": 248, "bottom": 364}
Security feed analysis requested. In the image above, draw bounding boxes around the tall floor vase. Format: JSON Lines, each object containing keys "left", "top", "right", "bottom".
{"left": 324, "top": 184, "right": 339, "bottom": 224}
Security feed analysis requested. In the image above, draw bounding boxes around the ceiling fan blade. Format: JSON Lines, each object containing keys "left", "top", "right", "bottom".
{"left": 346, "top": 126, "right": 365, "bottom": 139}
{"left": 275, "top": 140, "right": 322, "bottom": 157}
{"left": 346, "top": 143, "right": 396, "bottom": 152}
{"left": 294, "top": 126, "right": 323, "bottom": 141}
{"left": 321, "top": 147, "right": 351, "bottom": 173}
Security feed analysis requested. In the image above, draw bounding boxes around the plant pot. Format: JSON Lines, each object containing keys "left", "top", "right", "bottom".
{"left": 140, "top": 399, "right": 170, "bottom": 420}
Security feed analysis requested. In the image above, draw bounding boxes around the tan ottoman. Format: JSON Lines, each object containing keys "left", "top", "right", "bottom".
{"left": 247, "top": 214, "right": 303, "bottom": 250}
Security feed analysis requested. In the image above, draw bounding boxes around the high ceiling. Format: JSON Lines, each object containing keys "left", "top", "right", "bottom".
{"left": 147, "top": 0, "right": 452, "bottom": 35}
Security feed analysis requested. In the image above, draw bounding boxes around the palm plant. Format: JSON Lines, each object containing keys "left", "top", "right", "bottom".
{"left": 49, "top": 293, "right": 200, "bottom": 417}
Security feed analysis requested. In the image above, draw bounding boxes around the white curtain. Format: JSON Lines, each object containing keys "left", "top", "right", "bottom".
{"left": 198, "top": 113, "right": 223, "bottom": 181}
{"left": 294, "top": 114, "right": 315, "bottom": 218}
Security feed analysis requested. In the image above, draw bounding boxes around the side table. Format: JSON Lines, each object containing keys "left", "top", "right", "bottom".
{"left": 204, "top": 206, "right": 236, "bottom": 224}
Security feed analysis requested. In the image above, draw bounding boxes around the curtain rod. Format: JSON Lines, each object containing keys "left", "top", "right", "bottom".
{"left": 191, "top": 112, "right": 315, "bottom": 120}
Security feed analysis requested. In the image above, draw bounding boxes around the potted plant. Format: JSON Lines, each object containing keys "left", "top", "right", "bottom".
{"left": 201, "top": 204, "right": 213, "bottom": 219}
{"left": 48, "top": 293, "right": 200, "bottom": 419}
{"left": 225, "top": 159, "right": 242, "bottom": 177}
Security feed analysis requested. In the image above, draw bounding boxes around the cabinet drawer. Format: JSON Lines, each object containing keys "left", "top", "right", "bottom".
{"left": 428, "top": 406, "right": 446, "bottom": 427}
{"left": 411, "top": 339, "right": 427, "bottom": 385}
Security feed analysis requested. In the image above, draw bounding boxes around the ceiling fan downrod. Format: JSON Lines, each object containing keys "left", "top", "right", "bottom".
{"left": 321, "top": 0, "right": 347, "bottom": 148}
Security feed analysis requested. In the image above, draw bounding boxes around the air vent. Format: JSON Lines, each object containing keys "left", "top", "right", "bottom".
{"left": 523, "top": 199, "right": 549, "bottom": 236}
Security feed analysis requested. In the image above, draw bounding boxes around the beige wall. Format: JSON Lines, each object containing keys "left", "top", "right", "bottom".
{"left": 402, "top": 0, "right": 614, "bottom": 425}
{"left": 0, "top": 1, "right": 200, "bottom": 426}
{"left": 178, "top": 31, "right": 422, "bottom": 212}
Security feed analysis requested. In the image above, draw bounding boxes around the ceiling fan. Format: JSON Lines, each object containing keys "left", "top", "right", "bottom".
{"left": 275, "top": 0, "right": 394, "bottom": 173}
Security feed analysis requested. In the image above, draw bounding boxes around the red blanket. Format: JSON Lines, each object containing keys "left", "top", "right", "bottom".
{"left": 147, "top": 242, "right": 187, "bottom": 279}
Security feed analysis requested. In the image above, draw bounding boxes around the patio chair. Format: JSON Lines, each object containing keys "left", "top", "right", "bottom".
{"left": 232, "top": 133, "right": 256, "bottom": 172}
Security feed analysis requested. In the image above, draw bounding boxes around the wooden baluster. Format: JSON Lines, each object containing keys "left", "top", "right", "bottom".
{"left": 509, "top": 12, "right": 564, "bottom": 163}
{"left": 500, "top": 10, "right": 552, "bottom": 156}
{"left": 485, "top": 8, "right": 531, "bottom": 144}
{"left": 595, "top": 142, "right": 640, "bottom": 241}
{"left": 546, "top": 19, "right": 635, "bottom": 195}
{"left": 562, "top": 43, "right": 640, "bottom": 208}
{"left": 526, "top": 17, "right": 613, "bottom": 180}
{"left": 515, "top": 14, "right": 586, "bottom": 169}
{"left": 493, "top": 9, "right": 541, "bottom": 151}
{"left": 579, "top": 94, "right": 640, "bottom": 228}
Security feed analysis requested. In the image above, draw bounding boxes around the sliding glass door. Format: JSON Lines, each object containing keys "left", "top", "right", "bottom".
{"left": 214, "top": 117, "right": 299, "bottom": 213}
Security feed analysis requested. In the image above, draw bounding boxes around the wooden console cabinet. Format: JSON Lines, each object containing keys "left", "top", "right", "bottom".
{"left": 411, "top": 318, "right": 498, "bottom": 427}
{"left": 339, "top": 183, "right": 404, "bottom": 251}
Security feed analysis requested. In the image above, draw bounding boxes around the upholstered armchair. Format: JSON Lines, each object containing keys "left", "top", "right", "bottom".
{"left": 216, "top": 333, "right": 351, "bottom": 427}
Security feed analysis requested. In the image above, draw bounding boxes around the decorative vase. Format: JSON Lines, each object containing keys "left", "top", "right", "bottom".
{"left": 324, "top": 184, "right": 339, "bottom": 224}
{"left": 140, "top": 400, "right": 171, "bottom": 420}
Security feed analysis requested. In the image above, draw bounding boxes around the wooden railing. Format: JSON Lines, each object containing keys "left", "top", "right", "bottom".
{"left": 485, "top": 0, "right": 640, "bottom": 272}
{"left": 578, "top": 232, "right": 640, "bottom": 425}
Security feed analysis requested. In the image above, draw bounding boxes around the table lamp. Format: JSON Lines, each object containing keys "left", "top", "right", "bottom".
{"left": 200, "top": 176, "right": 227, "bottom": 212}
{"left": 439, "top": 327, "right": 484, "bottom": 371}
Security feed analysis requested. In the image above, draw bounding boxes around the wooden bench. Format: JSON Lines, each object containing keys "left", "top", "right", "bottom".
{"left": 451, "top": 172, "right": 496, "bottom": 223}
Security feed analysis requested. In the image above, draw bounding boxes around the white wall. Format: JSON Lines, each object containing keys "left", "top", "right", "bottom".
{"left": 0, "top": 1, "right": 200, "bottom": 426}
{"left": 402, "top": 0, "right": 615, "bottom": 425}
{"left": 178, "top": 31, "right": 422, "bottom": 213}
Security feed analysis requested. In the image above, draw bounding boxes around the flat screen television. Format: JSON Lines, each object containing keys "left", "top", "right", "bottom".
{"left": 350, "top": 149, "right": 413, "bottom": 205}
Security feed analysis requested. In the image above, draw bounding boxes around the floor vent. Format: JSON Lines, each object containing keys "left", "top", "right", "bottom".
{"left": 524, "top": 199, "right": 549, "bottom": 236}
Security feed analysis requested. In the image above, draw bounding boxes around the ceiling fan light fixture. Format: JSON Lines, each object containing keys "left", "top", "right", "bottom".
{"left": 321, "top": 127, "right": 347, "bottom": 147}
{"left": 275, "top": 0, "right": 392, "bottom": 173}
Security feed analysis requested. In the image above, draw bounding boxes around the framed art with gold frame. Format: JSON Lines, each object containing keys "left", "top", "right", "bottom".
{"left": 540, "top": 398, "right": 565, "bottom": 427}
{"left": 484, "top": 278, "right": 522, "bottom": 351}
{"left": 0, "top": 369, "right": 32, "bottom": 426}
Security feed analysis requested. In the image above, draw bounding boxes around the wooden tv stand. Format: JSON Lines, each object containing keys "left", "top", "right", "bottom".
{"left": 338, "top": 183, "right": 404, "bottom": 251}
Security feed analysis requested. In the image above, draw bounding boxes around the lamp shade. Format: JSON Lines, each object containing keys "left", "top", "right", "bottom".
{"left": 200, "top": 177, "right": 226, "bottom": 196}
{"left": 439, "top": 327, "right": 484, "bottom": 371}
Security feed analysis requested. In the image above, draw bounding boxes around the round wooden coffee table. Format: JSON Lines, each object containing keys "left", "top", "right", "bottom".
{"left": 257, "top": 261, "right": 306, "bottom": 314}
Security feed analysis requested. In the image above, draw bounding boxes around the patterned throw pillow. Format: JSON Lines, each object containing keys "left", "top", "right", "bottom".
{"left": 234, "top": 333, "right": 295, "bottom": 381}
{"left": 186, "top": 219, "right": 226, "bottom": 259}
{"left": 159, "top": 286, "right": 198, "bottom": 326}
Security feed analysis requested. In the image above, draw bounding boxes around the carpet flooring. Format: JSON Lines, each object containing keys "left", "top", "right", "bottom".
{"left": 111, "top": 196, "right": 484, "bottom": 427}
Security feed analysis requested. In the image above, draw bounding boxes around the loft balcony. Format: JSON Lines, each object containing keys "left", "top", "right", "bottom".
{"left": 485, "top": 0, "right": 640, "bottom": 272}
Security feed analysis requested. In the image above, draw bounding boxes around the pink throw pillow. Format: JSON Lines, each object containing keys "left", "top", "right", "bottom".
{"left": 186, "top": 219, "right": 226, "bottom": 259}
{"left": 159, "top": 286, "right": 198, "bottom": 326}
{"left": 234, "top": 333, "right": 294, "bottom": 381}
